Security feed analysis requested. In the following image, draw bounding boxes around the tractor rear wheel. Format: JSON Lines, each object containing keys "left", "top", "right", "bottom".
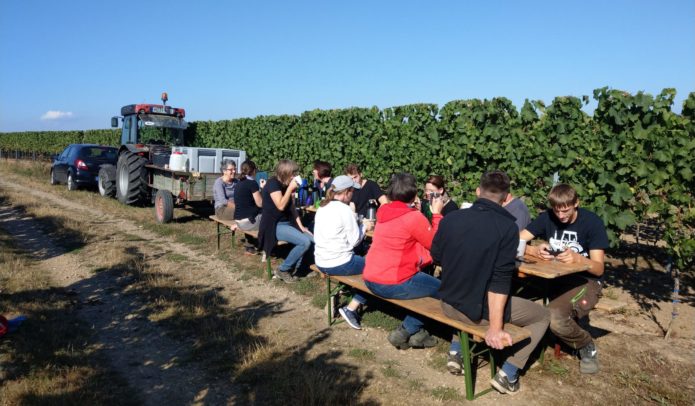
{"left": 116, "top": 151, "right": 148, "bottom": 205}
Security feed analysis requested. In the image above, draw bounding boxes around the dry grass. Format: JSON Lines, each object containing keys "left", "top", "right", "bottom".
{"left": 610, "top": 350, "right": 694, "bottom": 406}
{"left": 0, "top": 227, "right": 137, "bottom": 405}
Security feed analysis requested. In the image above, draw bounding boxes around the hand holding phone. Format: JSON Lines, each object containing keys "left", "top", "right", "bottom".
{"left": 546, "top": 247, "right": 565, "bottom": 257}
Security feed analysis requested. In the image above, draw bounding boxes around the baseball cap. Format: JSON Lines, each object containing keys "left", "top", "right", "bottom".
{"left": 332, "top": 175, "right": 361, "bottom": 192}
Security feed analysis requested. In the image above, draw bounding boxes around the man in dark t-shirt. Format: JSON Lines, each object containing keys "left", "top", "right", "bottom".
{"left": 520, "top": 183, "right": 609, "bottom": 375}
{"left": 344, "top": 163, "right": 388, "bottom": 218}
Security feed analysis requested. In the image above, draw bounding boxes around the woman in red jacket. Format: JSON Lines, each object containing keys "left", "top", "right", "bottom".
{"left": 363, "top": 173, "right": 444, "bottom": 349}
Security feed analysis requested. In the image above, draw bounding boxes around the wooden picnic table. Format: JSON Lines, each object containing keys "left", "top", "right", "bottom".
{"left": 517, "top": 254, "right": 589, "bottom": 279}
{"left": 303, "top": 205, "right": 318, "bottom": 213}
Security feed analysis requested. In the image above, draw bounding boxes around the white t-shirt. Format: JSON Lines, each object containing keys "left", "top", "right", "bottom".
{"left": 314, "top": 200, "right": 364, "bottom": 268}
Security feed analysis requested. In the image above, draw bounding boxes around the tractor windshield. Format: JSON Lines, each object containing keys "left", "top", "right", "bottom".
{"left": 137, "top": 114, "right": 187, "bottom": 146}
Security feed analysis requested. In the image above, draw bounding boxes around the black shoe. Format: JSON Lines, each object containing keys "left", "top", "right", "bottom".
{"left": 407, "top": 329, "right": 437, "bottom": 348}
{"left": 447, "top": 352, "right": 463, "bottom": 375}
{"left": 490, "top": 371, "right": 520, "bottom": 395}
{"left": 387, "top": 326, "right": 411, "bottom": 350}
{"left": 579, "top": 342, "right": 599, "bottom": 374}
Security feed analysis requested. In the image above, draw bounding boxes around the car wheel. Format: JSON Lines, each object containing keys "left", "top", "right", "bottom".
{"left": 67, "top": 173, "right": 77, "bottom": 191}
{"left": 50, "top": 169, "right": 58, "bottom": 185}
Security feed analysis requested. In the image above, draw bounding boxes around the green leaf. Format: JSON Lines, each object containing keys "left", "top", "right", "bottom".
{"left": 613, "top": 211, "right": 636, "bottom": 230}
{"left": 611, "top": 183, "right": 633, "bottom": 206}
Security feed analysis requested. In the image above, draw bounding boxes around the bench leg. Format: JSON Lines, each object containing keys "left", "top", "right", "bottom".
{"left": 489, "top": 344, "right": 496, "bottom": 378}
{"left": 325, "top": 277, "right": 345, "bottom": 327}
{"left": 460, "top": 331, "right": 475, "bottom": 401}
{"left": 327, "top": 277, "right": 332, "bottom": 326}
{"left": 216, "top": 223, "right": 221, "bottom": 251}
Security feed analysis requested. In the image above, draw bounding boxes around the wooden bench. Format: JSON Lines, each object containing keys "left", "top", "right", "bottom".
{"left": 310, "top": 264, "right": 531, "bottom": 400}
{"left": 209, "top": 215, "right": 287, "bottom": 279}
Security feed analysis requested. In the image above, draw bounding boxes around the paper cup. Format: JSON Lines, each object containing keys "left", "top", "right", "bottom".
{"left": 517, "top": 239, "right": 527, "bottom": 258}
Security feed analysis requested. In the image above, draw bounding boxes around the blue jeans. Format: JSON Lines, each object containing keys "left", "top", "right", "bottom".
{"left": 318, "top": 255, "right": 367, "bottom": 305}
{"left": 365, "top": 272, "right": 441, "bottom": 334}
{"left": 275, "top": 222, "right": 314, "bottom": 272}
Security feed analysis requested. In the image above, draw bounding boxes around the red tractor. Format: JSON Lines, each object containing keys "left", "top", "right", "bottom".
{"left": 101, "top": 93, "right": 245, "bottom": 223}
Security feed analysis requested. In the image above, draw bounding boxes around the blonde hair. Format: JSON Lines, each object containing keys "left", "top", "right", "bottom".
{"left": 274, "top": 159, "right": 299, "bottom": 185}
{"left": 319, "top": 185, "right": 351, "bottom": 207}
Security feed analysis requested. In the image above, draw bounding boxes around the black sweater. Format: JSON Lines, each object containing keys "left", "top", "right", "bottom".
{"left": 432, "top": 198, "right": 517, "bottom": 322}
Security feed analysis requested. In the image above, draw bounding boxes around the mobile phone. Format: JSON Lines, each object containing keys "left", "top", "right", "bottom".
{"left": 547, "top": 247, "right": 564, "bottom": 256}
{"left": 255, "top": 171, "right": 268, "bottom": 185}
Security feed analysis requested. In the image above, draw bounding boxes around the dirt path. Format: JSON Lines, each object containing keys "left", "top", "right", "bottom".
{"left": 1, "top": 172, "right": 694, "bottom": 405}
{"left": 0, "top": 201, "right": 243, "bottom": 404}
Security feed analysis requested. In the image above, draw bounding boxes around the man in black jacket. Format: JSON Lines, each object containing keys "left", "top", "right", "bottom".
{"left": 432, "top": 170, "right": 549, "bottom": 395}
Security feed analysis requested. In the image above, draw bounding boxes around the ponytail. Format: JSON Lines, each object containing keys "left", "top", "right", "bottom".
{"left": 238, "top": 160, "right": 257, "bottom": 181}
{"left": 319, "top": 185, "right": 352, "bottom": 208}
{"left": 320, "top": 186, "right": 336, "bottom": 207}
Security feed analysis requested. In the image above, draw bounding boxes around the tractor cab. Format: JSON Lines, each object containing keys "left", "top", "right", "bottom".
{"left": 112, "top": 92, "right": 188, "bottom": 150}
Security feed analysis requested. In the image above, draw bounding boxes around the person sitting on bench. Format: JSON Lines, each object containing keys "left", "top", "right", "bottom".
{"left": 213, "top": 160, "right": 238, "bottom": 221}
{"left": 432, "top": 170, "right": 549, "bottom": 395}
{"left": 258, "top": 159, "right": 313, "bottom": 283}
{"left": 314, "top": 175, "right": 373, "bottom": 330}
{"left": 234, "top": 160, "right": 265, "bottom": 254}
{"left": 363, "top": 173, "right": 444, "bottom": 349}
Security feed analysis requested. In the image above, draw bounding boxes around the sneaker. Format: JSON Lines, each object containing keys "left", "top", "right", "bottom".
{"left": 447, "top": 352, "right": 463, "bottom": 375}
{"left": 387, "top": 326, "right": 411, "bottom": 350}
{"left": 490, "top": 371, "right": 520, "bottom": 395}
{"left": 273, "top": 268, "right": 298, "bottom": 283}
{"left": 338, "top": 307, "right": 362, "bottom": 330}
{"left": 408, "top": 329, "right": 437, "bottom": 348}
{"left": 579, "top": 342, "right": 599, "bottom": 374}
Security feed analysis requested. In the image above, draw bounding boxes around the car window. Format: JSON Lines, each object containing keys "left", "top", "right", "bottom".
{"left": 59, "top": 146, "right": 72, "bottom": 160}
{"left": 81, "top": 147, "right": 118, "bottom": 160}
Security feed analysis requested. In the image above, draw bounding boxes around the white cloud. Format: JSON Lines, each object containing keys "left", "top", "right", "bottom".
{"left": 40, "top": 110, "right": 74, "bottom": 120}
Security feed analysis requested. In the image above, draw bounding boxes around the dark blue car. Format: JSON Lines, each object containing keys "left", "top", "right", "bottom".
{"left": 50, "top": 144, "right": 118, "bottom": 191}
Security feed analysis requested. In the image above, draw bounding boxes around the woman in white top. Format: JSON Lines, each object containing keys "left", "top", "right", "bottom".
{"left": 314, "top": 175, "right": 373, "bottom": 330}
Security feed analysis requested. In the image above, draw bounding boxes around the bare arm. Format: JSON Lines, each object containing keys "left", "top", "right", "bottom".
{"left": 295, "top": 215, "right": 311, "bottom": 235}
{"left": 485, "top": 292, "right": 513, "bottom": 349}
{"left": 520, "top": 229, "right": 557, "bottom": 261}
{"left": 252, "top": 191, "right": 262, "bottom": 207}
{"left": 556, "top": 248, "right": 605, "bottom": 277}
{"left": 270, "top": 181, "right": 297, "bottom": 211}
{"left": 519, "top": 229, "right": 534, "bottom": 241}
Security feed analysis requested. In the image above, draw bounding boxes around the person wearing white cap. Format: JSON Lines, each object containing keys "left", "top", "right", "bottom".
{"left": 314, "top": 175, "right": 374, "bottom": 329}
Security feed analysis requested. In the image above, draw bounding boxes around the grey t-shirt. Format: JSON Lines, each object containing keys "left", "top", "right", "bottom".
{"left": 504, "top": 197, "right": 531, "bottom": 231}
{"left": 213, "top": 177, "right": 237, "bottom": 210}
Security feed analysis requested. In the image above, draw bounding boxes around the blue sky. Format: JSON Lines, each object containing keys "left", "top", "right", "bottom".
{"left": 1, "top": 0, "right": 693, "bottom": 132}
